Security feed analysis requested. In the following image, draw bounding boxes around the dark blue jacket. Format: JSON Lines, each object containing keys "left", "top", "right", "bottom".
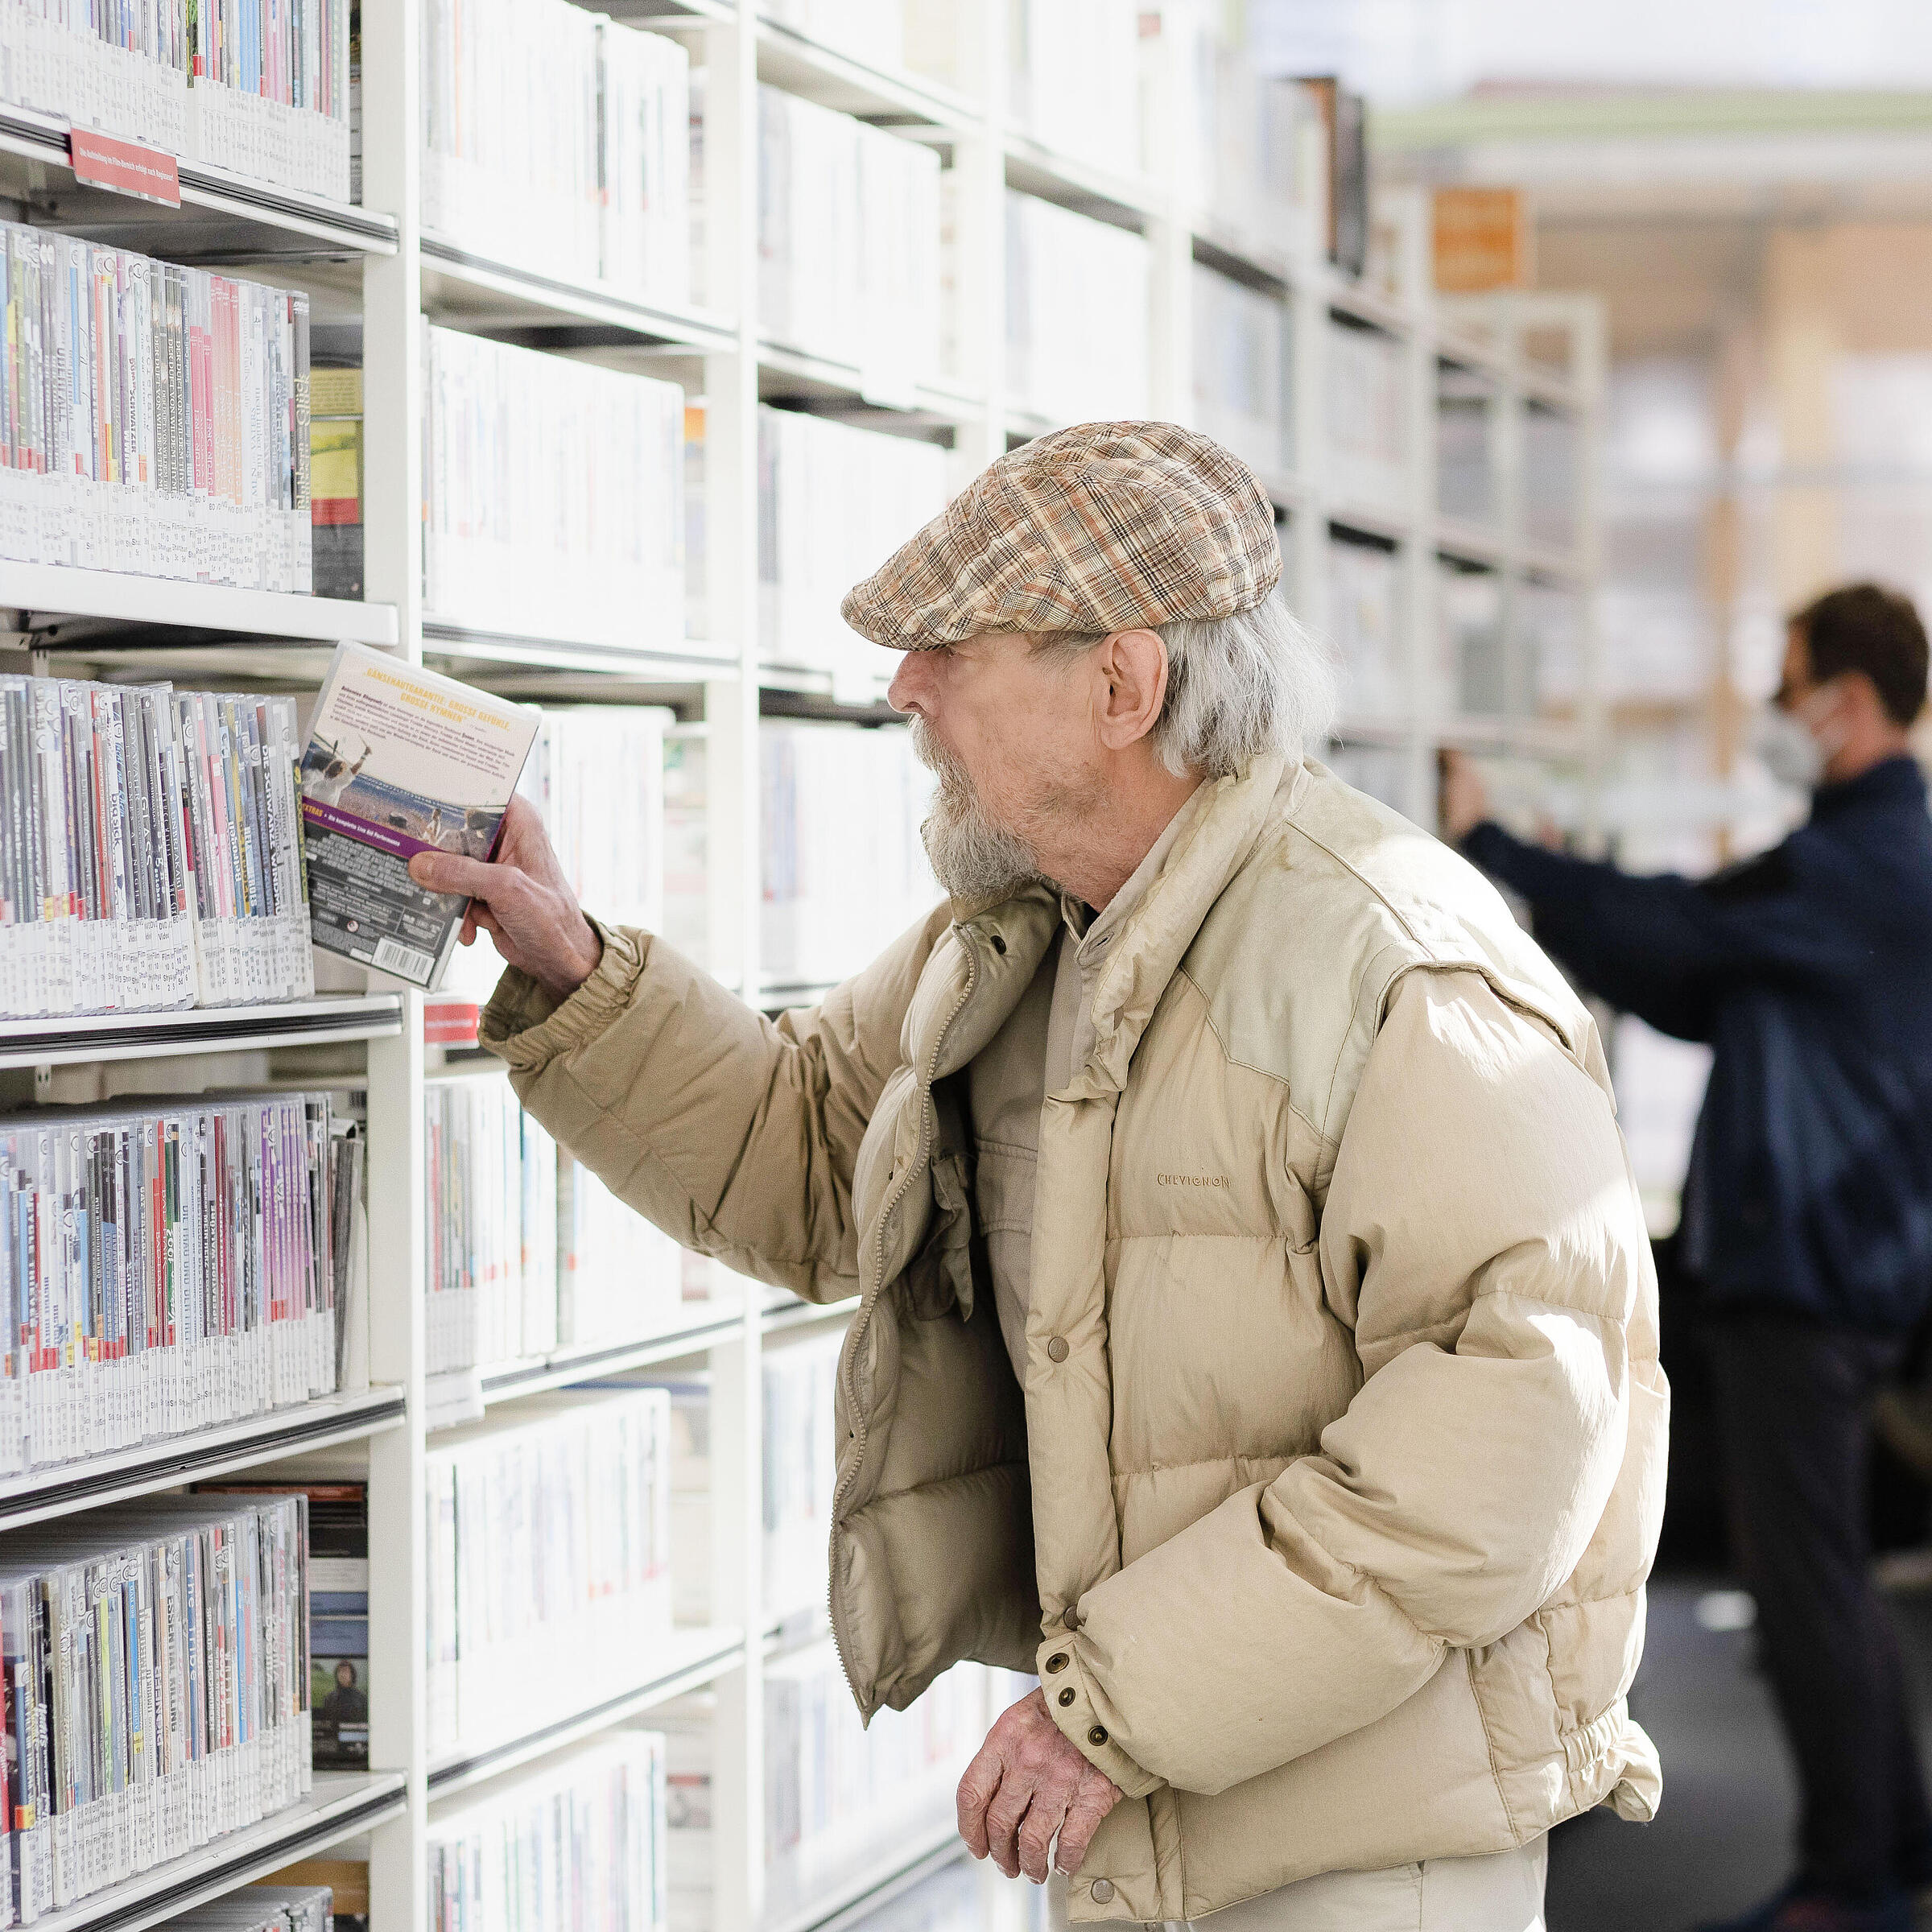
{"left": 1463, "top": 756, "right": 1932, "bottom": 1331}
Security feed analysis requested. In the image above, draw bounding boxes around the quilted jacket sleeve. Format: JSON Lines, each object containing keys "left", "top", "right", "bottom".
{"left": 1040, "top": 967, "right": 1646, "bottom": 1797}
{"left": 477, "top": 906, "right": 952, "bottom": 1300}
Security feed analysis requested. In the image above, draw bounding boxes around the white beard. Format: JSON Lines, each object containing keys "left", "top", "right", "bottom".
{"left": 910, "top": 717, "right": 1044, "bottom": 904}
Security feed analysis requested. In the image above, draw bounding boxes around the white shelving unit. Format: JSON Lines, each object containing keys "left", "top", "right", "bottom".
{"left": 6, "top": 8, "right": 1600, "bottom": 1932}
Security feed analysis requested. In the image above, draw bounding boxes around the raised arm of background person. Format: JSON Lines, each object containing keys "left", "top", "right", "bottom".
{"left": 1038, "top": 967, "right": 1662, "bottom": 1798}
{"left": 1459, "top": 818, "right": 1868, "bottom": 1044}
{"left": 422, "top": 803, "right": 952, "bottom": 1302}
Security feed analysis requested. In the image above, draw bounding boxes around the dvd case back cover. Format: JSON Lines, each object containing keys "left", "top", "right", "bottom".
{"left": 298, "top": 643, "right": 537, "bottom": 989}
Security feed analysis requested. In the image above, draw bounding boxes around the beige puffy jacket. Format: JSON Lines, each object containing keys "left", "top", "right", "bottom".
{"left": 481, "top": 755, "right": 1667, "bottom": 1923}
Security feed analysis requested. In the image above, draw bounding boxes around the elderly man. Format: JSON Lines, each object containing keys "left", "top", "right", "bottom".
{"left": 411, "top": 423, "right": 1665, "bottom": 1930}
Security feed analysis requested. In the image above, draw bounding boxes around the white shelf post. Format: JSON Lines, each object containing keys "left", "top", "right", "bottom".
{"left": 701, "top": 11, "right": 768, "bottom": 1928}
{"left": 359, "top": 0, "right": 429, "bottom": 1924}
{"left": 950, "top": 0, "right": 1008, "bottom": 476}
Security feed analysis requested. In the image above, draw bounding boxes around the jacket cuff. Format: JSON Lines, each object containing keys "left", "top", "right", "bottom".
{"left": 1036, "top": 1629, "right": 1162, "bottom": 1802}
{"left": 478, "top": 918, "right": 646, "bottom": 1072}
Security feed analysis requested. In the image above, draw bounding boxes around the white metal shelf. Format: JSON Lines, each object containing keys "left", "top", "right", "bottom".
{"left": 1327, "top": 279, "right": 1418, "bottom": 341}
{"left": 426, "top": 1626, "right": 747, "bottom": 1801}
{"left": 1327, "top": 499, "right": 1417, "bottom": 546}
{"left": 421, "top": 619, "right": 737, "bottom": 683}
{"left": 0, "top": 1386, "right": 407, "bottom": 1533}
{"left": 1521, "top": 538, "right": 1590, "bottom": 584}
{"left": 31, "top": 1773, "right": 407, "bottom": 1932}
{"left": 0, "top": 562, "right": 397, "bottom": 646}
{"left": 763, "top": 1294, "right": 860, "bottom": 1336}
{"left": 1258, "top": 469, "right": 1307, "bottom": 515}
{"left": 763, "top": 1811, "right": 968, "bottom": 1932}
{"left": 1003, "top": 134, "right": 1157, "bottom": 228}
{"left": 754, "top": 16, "right": 978, "bottom": 131}
{"left": 628, "top": 0, "right": 738, "bottom": 24}
{"left": 455, "top": 1312, "right": 749, "bottom": 1413}
{"left": 419, "top": 234, "right": 739, "bottom": 352}
{"left": 1519, "top": 367, "right": 1585, "bottom": 414}
{"left": 0, "top": 993, "right": 404, "bottom": 1069}
{"left": 1191, "top": 225, "right": 1293, "bottom": 294}
{"left": 758, "top": 336, "right": 982, "bottom": 426}
{"left": 0, "top": 102, "right": 398, "bottom": 258}
{"left": 419, "top": 605, "right": 700, "bottom": 667}
{"left": 1432, "top": 514, "right": 1510, "bottom": 568}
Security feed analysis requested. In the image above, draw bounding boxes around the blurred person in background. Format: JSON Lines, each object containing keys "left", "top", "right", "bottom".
{"left": 1444, "top": 583, "right": 1932, "bottom": 1932}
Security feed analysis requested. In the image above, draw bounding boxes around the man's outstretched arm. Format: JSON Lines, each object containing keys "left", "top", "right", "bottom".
{"left": 414, "top": 797, "right": 949, "bottom": 1300}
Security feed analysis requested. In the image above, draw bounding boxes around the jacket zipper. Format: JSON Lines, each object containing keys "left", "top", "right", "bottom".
{"left": 827, "top": 933, "right": 982, "bottom": 1715}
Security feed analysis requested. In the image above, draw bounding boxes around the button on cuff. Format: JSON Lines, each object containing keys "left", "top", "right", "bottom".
{"left": 1033, "top": 1629, "right": 1162, "bottom": 1802}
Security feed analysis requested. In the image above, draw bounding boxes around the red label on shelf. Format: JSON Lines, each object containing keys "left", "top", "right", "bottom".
{"left": 423, "top": 999, "right": 481, "bottom": 1047}
{"left": 69, "top": 128, "right": 181, "bottom": 208}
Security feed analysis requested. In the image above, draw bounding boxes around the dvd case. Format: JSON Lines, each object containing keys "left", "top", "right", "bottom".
{"left": 0, "top": 675, "right": 312, "bottom": 1018}
{"left": 0, "top": 1091, "right": 360, "bottom": 1478}
{"left": 426, "top": 1732, "right": 668, "bottom": 1932}
{"left": 0, "top": 225, "right": 312, "bottom": 593}
{"left": 297, "top": 644, "right": 538, "bottom": 992}
{"left": 0, "top": 0, "right": 353, "bottom": 203}
{"left": 425, "top": 1392, "right": 672, "bottom": 1760}
{"left": 152, "top": 1885, "right": 333, "bottom": 1931}
{"left": 0, "top": 1493, "right": 312, "bottom": 1923}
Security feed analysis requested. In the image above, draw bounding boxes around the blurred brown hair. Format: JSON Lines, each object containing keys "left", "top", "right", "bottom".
{"left": 1790, "top": 583, "right": 1929, "bottom": 727}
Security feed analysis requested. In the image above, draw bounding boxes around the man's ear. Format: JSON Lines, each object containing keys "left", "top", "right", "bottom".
{"left": 1092, "top": 629, "right": 1169, "bottom": 751}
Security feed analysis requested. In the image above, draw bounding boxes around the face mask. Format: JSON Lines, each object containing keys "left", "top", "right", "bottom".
{"left": 1752, "top": 704, "right": 1824, "bottom": 789}
{"left": 1752, "top": 681, "right": 1852, "bottom": 791}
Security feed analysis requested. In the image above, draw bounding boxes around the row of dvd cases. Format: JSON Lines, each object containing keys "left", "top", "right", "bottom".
{"left": 0, "top": 3, "right": 1601, "bottom": 1930}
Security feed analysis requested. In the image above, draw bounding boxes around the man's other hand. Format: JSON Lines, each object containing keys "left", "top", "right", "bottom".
{"left": 1439, "top": 747, "right": 1491, "bottom": 844}
{"left": 957, "top": 1688, "right": 1122, "bottom": 1885}
{"left": 406, "top": 795, "right": 602, "bottom": 1004}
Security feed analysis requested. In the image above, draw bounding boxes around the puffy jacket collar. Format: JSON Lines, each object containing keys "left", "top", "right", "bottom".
{"left": 1071, "top": 753, "right": 1293, "bottom": 1099}
{"left": 920, "top": 755, "right": 1294, "bottom": 1098}
{"left": 926, "top": 886, "right": 1063, "bottom": 1081}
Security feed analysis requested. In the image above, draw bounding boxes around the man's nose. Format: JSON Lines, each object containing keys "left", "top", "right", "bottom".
{"left": 886, "top": 650, "right": 929, "bottom": 716}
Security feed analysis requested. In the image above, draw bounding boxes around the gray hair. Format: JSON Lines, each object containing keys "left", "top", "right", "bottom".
{"left": 1031, "top": 593, "right": 1337, "bottom": 779}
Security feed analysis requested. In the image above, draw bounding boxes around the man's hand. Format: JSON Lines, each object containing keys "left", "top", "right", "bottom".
{"left": 957, "top": 1689, "right": 1122, "bottom": 1885}
{"left": 1439, "top": 747, "right": 1491, "bottom": 844}
{"left": 406, "top": 795, "right": 603, "bottom": 1005}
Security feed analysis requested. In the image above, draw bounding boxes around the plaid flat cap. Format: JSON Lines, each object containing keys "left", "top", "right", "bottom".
{"left": 841, "top": 420, "right": 1282, "bottom": 650}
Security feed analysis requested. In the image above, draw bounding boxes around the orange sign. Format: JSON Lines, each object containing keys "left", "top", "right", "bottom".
{"left": 423, "top": 998, "right": 481, "bottom": 1047}
{"left": 1432, "top": 187, "right": 1531, "bottom": 294}
{"left": 68, "top": 126, "right": 181, "bottom": 208}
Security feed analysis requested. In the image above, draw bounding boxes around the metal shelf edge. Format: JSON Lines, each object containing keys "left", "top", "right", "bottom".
{"left": 0, "top": 995, "right": 405, "bottom": 1070}
{"left": 764, "top": 1814, "right": 967, "bottom": 1932}
{"left": 426, "top": 1630, "right": 747, "bottom": 1800}
{"left": 0, "top": 562, "right": 397, "bottom": 644}
{"left": 753, "top": 17, "right": 980, "bottom": 132}
{"left": 1002, "top": 136, "right": 1158, "bottom": 225}
{"left": 474, "top": 1315, "right": 747, "bottom": 1406}
{"left": 419, "top": 234, "right": 739, "bottom": 349}
{"left": 762, "top": 1295, "right": 860, "bottom": 1335}
{"left": 420, "top": 621, "right": 735, "bottom": 681}
{"left": 0, "top": 105, "right": 397, "bottom": 256}
{"left": 0, "top": 1389, "right": 408, "bottom": 1532}
{"left": 32, "top": 1774, "right": 407, "bottom": 1932}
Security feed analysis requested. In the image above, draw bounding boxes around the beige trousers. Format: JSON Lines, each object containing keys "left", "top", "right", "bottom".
{"left": 1048, "top": 1836, "right": 1548, "bottom": 1931}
